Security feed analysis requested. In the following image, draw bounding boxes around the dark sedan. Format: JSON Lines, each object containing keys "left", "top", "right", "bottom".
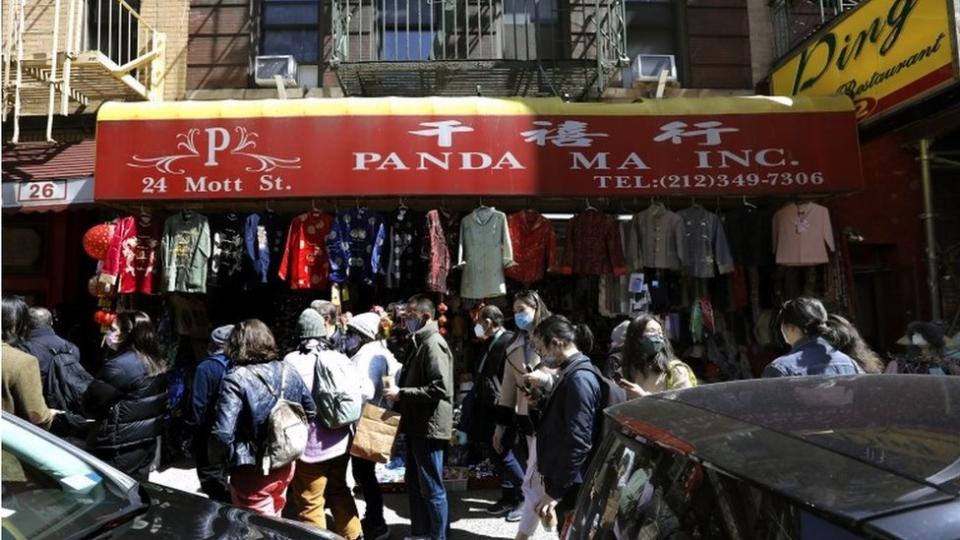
{"left": 566, "top": 375, "right": 960, "bottom": 540}
{"left": 0, "top": 412, "right": 341, "bottom": 540}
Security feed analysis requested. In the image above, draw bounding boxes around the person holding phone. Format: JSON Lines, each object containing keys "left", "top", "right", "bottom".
{"left": 617, "top": 315, "right": 696, "bottom": 398}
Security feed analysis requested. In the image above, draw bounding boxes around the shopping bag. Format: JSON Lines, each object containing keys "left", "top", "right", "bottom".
{"left": 350, "top": 403, "right": 402, "bottom": 464}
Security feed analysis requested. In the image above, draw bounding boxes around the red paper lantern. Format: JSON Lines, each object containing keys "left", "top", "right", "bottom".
{"left": 83, "top": 224, "right": 113, "bottom": 260}
{"left": 93, "top": 310, "right": 107, "bottom": 325}
{"left": 102, "top": 312, "right": 117, "bottom": 326}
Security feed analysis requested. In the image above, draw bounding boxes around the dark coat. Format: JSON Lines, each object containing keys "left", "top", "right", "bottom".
{"left": 476, "top": 329, "right": 516, "bottom": 409}
{"left": 537, "top": 353, "right": 602, "bottom": 500}
{"left": 209, "top": 360, "right": 316, "bottom": 469}
{"left": 83, "top": 351, "right": 167, "bottom": 450}
{"left": 189, "top": 352, "right": 230, "bottom": 429}
{"left": 763, "top": 337, "right": 862, "bottom": 378}
{"left": 23, "top": 326, "right": 82, "bottom": 391}
{"left": 398, "top": 321, "right": 454, "bottom": 440}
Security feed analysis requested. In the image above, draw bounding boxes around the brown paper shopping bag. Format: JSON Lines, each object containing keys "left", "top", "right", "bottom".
{"left": 350, "top": 403, "right": 402, "bottom": 463}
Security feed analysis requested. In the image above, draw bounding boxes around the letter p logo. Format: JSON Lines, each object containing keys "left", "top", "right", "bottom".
{"left": 205, "top": 127, "right": 231, "bottom": 166}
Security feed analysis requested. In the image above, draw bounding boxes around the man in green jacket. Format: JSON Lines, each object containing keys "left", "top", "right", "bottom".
{"left": 384, "top": 294, "right": 453, "bottom": 540}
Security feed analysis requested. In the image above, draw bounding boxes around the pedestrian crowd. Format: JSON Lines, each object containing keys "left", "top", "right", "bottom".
{"left": 1, "top": 291, "right": 956, "bottom": 540}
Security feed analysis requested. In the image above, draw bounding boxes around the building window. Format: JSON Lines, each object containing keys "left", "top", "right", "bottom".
{"left": 624, "top": 0, "right": 679, "bottom": 81}
{"left": 379, "top": 0, "right": 434, "bottom": 60}
{"left": 261, "top": 0, "right": 322, "bottom": 86}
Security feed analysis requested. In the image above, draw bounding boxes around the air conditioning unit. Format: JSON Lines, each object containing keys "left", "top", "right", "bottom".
{"left": 622, "top": 54, "right": 677, "bottom": 88}
{"left": 254, "top": 55, "right": 298, "bottom": 88}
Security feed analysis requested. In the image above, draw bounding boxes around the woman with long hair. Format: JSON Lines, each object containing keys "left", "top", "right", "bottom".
{"left": 83, "top": 311, "right": 168, "bottom": 480}
{"left": 210, "top": 319, "right": 316, "bottom": 517}
{"left": 618, "top": 314, "right": 696, "bottom": 399}
{"left": 763, "top": 297, "right": 861, "bottom": 377}
{"left": 530, "top": 315, "right": 602, "bottom": 530}
{"left": 493, "top": 290, "right": 553, "bottom": 539}
{"left": 825, "top": 314, "right": 884, "bottom": 374}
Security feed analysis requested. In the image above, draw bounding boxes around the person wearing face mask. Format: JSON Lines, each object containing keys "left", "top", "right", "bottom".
{"left": 494, "top": 290, "right": 554, "bottom": 540}
{"left": 617, "top": 315, "right": 696, "bottom": 399}
{"left": 83, "top": 311, "right": 168, "bottom": 480}
{"left": 470, "top": 305, "right": 524, "bottom": 522}
{"left": 885, "top": 321, "right": 959, "bottom": 375}
{"left": 762, "top": 297, "right": 861, "bottom": 377}
{"left": 283, "top": 309, "right": 362, "bottom": 539}
{"left": 383, "top": 295, "right": 454, "bottom": 540}
{"left": 530, "top": 315, "right": 602, "bottom": 530}
{"left": 345, "top": 311, "right": 400, "bottom": 540}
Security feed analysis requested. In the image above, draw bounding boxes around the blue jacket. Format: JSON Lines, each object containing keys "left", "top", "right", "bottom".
{"left": 190, "top": 352, "right": 231, "bottom": 429}
{"left": 763, "top": 337, "right": 862, "bottom": 378}
{"left": 23, "top": 325, "right": 80, "bottom": 390}
{"left": 536, "top": 353, "right": 602, "bottom": 500}
{"left": 210, "top": 360, "right": 316, "bottom": 469}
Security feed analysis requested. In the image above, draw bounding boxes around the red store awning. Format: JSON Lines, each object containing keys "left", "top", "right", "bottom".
{"left": 94, "top": 96, "right": 864, "bottom": 201}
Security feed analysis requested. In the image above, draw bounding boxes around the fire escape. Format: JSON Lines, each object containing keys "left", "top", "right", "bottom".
{"left": 2, "top": 0, "right": 166, "bottom": 143}
{"left": 771, "top": 0, "right": 860, "bottom": 58}
{"left": 330, "top": 0, "right": 629, "bottom": 99}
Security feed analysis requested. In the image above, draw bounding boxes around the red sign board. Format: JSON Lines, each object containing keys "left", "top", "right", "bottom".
{"left": 94, "top": 98, "right": 863, "bottom": 200}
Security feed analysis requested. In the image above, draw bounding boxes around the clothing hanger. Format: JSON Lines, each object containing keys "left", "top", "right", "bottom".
{"left": 265, "top": 200, "right": 273, "bottom": 213}
{"left": 398, "top": 197, "right": 408, "bottom": 210}
{"left": 743, "top": 196, "right": 757, "bottom": 209}
{"left": 584, "top": 198, "right": 597, "bottom": 211}
{"left": 311, "top": 199, "right": 320, "bottom": 212}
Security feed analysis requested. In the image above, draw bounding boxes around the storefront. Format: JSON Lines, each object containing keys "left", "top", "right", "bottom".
{"left": 770, "top": 0, "right": 960, "bottom": 353}
{"left": 91, "top": 94, "right": 864, "bottom": 482}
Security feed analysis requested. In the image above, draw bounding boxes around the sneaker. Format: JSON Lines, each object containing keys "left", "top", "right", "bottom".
{"left": 505, "top": 506, "right": 523, "bottom": 523}
{"left": 485, "top": 498, "right": 515, "bottom": 516}
{"left": 363, "top": 522, "right": 391, "bottom": 540}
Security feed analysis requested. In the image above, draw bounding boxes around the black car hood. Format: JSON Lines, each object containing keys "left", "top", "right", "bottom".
{"left": 104, "top": 482, "right": 338, "bottom": 539}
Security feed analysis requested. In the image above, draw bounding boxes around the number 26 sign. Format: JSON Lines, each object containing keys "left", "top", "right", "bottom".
{"left": 16, "top": 181, "right": 67, "bottom": 203}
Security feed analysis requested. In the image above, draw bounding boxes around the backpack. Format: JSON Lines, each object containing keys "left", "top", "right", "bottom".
{"left": 43, "top": 345, "right": 93, "bottom": 413}
{"left": 569, "top": 360, "right": 627, "bottom": 438}
{"left": 251, "top": 364, "right": 309, "bottom": 474}
{"left": 312, "top": 350, "right": 363, "bottom": 429}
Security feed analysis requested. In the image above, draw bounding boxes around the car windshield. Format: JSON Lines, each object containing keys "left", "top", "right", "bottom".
{"left": 1, "top": 415, "right": 140, "bottom": 539}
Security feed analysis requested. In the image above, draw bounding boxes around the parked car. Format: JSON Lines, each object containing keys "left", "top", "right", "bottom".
{"left": 566, "top": 375, "right": 960, "bottom": 540}
{"left": 0, "top": 412, "right": 341, "bottom": 540}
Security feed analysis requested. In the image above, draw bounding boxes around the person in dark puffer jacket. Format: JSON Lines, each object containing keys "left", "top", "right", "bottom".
{"left": 209, "top": 319, "right": 316, "bottom": 517}
{"left": 83, "top": 311, "right": 168, "bottom": 481}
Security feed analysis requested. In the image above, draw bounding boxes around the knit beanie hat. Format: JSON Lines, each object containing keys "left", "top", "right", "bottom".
{"left": 209, "top": 324, "right": 234, "bottom": 352}
{"left": 297, "top": 308, "right": 327, "bottom": 340}
{"left": 348, "top": 312, "right": 381, "bottom": 341}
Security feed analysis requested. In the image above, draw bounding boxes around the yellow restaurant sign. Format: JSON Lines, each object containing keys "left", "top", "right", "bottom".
{"left": 771, "top": 0, "right": 960, "bottom": 123}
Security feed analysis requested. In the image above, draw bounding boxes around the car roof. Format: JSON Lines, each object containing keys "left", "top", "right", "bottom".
{"left": 606, "top": 375, "right": 960, "bottom": 524}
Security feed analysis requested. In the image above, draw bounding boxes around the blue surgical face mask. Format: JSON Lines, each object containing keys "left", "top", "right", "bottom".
{"left": 404, "top": 317, "right": 423, "bottom": 335}
{"left": 515, "top": 312, "right": 534, "bottom": 331}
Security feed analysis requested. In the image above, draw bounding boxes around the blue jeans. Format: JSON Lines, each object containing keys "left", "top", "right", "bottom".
{"left": 405, "top": 436, "right": 448, "bottom": 540}
{"left": 497, "top": 444, "right": 525, "bottom": 501}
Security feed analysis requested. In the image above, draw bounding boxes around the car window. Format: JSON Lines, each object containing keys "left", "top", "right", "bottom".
{"left": 568, "top": 431, "right": 730, "bottom": 539}
{"left": 1, "top": 417, "right": 137, "bottom": 540}
{"left": 570, "top": 431, "right": 867, "bottom": 539}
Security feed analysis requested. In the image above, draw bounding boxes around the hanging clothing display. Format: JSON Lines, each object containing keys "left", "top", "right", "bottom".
{"left": 598, "top": 220, "right": 633, "bottom": 317}
{"left": 625, "top": 205, "right": 685, "bottom": 271}
{"left": 244, "top": 211, "right": 287, "bottom": 287}
{"left": 561, "top": 209, "right": 627, "bottom": 276}
{"left": 677, "top": 205, "right": 735, "bottom": 278}
{"left": 385, "top": 208, "right": 426, "bottom": 292}
{"left": 505, "top": 209, "right": 558, "bottom": 284}
{"left": 162, "top": 212, "right": 211, "bottom": 294}
{"left": 723, "top": 205, "right": 772, "bottom": 267}
{"left": 328, "top": 208, "right": 387, "bottom": 286}
{"left": 131, "top": 214, "right": 162, "bottom": 295}
{"left": 423, "top": 209, "right": 452, "bottom": 294}
{"left": 100, "top": 216, "right": 137, "bottom": 293}
{"left": 208, "top": 212, "right": 246, "bottom": 289}
{"left": 279, "top": 210, "right": 334, "bottom": 290}
{"left": 458, "top": 207, "right": 514, "bottom": 299}
{"left": 772, "top": 202, "right": 835, "bottom": 266}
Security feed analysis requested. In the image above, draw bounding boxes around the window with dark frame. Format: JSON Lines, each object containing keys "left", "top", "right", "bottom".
{"left": 261, "top": 0, "right": 323, "bottom": 86}
{"left": 379, "top": 0, "right": 434, "bottom": 61}
{"left": 623, "top": 0, "right": 681, "bottom": 84}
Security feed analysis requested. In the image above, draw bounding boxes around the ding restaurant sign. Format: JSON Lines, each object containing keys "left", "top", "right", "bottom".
{"left": 771, "top": 0, "right": 960, "bottom": 123}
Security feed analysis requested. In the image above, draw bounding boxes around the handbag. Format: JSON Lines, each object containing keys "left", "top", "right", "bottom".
{"left": 350, "top": 403, "right": 402, "bottom": 464}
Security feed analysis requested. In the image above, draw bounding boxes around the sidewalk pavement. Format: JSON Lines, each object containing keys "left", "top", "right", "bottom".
{"left": 149, "top": 462, "right": 558, "bottom": 540}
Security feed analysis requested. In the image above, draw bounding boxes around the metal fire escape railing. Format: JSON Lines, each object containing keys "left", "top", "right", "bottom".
{"left": 2, "top": 0, "right": 166, "bottom": 143}
{"left": 330, "top": 0, "right": 627, "bottom": 98}
{"left": 770, "top": 0, "right": 860, "bottom": 58}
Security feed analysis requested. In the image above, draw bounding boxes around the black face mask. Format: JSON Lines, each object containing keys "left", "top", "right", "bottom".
{"left": 343, "top": 333, "right": 363, "bottom": 357}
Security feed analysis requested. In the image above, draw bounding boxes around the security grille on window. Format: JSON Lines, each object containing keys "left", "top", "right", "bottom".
{"left": 261, "top": 0, "right": 322, "bottom": 87}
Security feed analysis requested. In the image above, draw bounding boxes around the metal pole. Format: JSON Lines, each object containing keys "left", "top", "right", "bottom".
{"left": 919, "top": 138, "right": 942, "bottom": 320}
{"left": 47, "top": 0, "right": 62, "bottom": 142}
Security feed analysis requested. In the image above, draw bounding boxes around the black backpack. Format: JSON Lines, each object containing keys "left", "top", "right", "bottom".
{"left": 568, "top": 361, "right": 627, "bottom": 438}
{"left": 44, "top": 345, "right": 94, "bottom": 413}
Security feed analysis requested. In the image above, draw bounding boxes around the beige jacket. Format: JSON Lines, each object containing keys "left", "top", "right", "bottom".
{"left": 2, "top": 343, "right": 53, "bottom": 429}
